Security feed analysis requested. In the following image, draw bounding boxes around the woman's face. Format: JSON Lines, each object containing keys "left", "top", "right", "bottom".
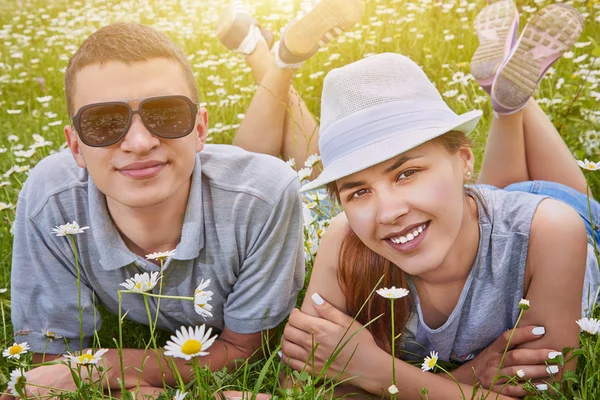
{"left": 336, "top": 140, "right": 474, "bottom": 277}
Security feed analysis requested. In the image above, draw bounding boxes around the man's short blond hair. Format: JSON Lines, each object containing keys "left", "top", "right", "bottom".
{"left": 64, "top": 22, "right": 199, "bottom": 117}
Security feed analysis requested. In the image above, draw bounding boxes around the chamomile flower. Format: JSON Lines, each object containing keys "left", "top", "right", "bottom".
{"left": 376, "top": 287, "right": 410, "bottom": 299}
{"left": 0, "top": 288, "right": 7, "bottom": 294}
{"left": 7, "top": 368, "right": 27, "bottom": 396}
{"left": 64, "top": 348, "right": 109, "bottom": 365}
{"left": 51, "top": 221, "right": 89, "bottom": 236}
{"left": 164, "top": 325, "right": 218, "bottom": 360}
{"left": 173, "top": 390, "right": 187, "bottom": 400}
{"left": 518, "top": 299, "right": 530, "bottom": 310}
{"left": 120, "top": 272, "right": 160, "bottom": 293}
{"left": 516, "top": 369, "right": 526, "bottom": 378}
{"left": 576, "top": 159, "right": 600, "bottom": 171}
{"left": 3, "top": 342, "right": 30, "bottom": 359}
{"left": 145, "top": 249, "right": 176, "bottom": 261}
{"left": 421, "top": 350, "right": 438, "bottom": 372}
{"left": 388, "top": 384, "right": 399, "bottom": 394}
{"left": 194, "top": 279, "right": 214, "bottom": 319}
{"left": 576, "top": 317, "right": 600, "bottom": 335}
{"left": 42, "top": 328, "right": 63, "bottom": 341}
{"left": 304, "top": 154, "right": 321, "bottom": 168}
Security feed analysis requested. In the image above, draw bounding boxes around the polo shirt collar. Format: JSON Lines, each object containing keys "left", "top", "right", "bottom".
{"left": 90, "top": 153, "right": 205, "bottom": 271}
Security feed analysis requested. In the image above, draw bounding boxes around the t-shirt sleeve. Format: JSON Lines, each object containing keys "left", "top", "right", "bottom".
{"left": 223, "top": 178, "right": 305, "bottom": 334}
{"left": 10, "top": 196, "right": 101, "bottom": 354}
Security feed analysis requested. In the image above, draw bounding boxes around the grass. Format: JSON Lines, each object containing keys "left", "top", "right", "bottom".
{"left": 0, "top": 0, "right": 599, "bottom": 398}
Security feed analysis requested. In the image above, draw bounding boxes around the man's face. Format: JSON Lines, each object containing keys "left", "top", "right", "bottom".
{"left": 65, "top": 58, "right": 207, "bottom": 209}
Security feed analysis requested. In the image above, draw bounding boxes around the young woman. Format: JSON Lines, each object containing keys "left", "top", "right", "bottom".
{"left": 278, "top": 2, "right": 600, "bottom": 399}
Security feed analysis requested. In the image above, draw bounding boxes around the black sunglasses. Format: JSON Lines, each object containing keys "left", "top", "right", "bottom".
{"left": 71, "top": 95, "right": 198, "bottom": 148}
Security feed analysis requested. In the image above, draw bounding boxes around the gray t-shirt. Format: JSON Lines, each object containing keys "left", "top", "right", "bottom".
{"left": 11, "top": 145, "right": 305, "bottom": 354}
{"left": 402, "top": 187, "right": 600, "bottom": 363}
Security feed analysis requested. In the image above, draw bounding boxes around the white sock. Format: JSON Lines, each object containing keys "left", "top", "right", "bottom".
{"left": 273, "top": 40, "right": 304, "bottom": 69}
{"left": 236, "top": 24, "right": 262, "bottom": 55}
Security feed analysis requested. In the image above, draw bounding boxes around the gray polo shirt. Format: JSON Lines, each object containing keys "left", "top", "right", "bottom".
{"left": 11, "top": 145, "right": 304, "bottom": 354}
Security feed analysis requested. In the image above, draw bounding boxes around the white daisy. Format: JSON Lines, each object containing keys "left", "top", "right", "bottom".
{"left": 576, "top": 159, "right": 600, "bottom": 171}
{"left": 145, "top": 249, "right": 176, "bottom": 261}
{"left": 388, "top": 384, "right": 399, "bottom": 394}
{"left": 119, "top": 272, "right": 161, "bottom": 293}
{"left": 516, "top": 369, "right": 526, "bottom": 378}
{"left": 376, "top": 287, "right": 410, "bottom": 300}
{"left": 173, "top": 390, "right": 187, "bottom": 400}
{"left": 576, "top": 317, "right": 600, "bottom": 335}
{"left": 64, "top": 348, "right": 109, "bottom": 365}
{"left": 51, "top": 221, "right": 90, "bottom": 236}
{"left": 0, "top": 288, "right": 7, "bottom": 294}
{"left": 297, "top": 167, "right": 312, "bottom": 182}
{"left": 518, "top": 299, "right": 530, "bottom": 310}
{"left": 304, "top": 154, "right": 321, "bottom": 168}
{"left": 2, "top": 342, "right": 30, "bottom": 360}
{"left": 7, "top": 368, "right": 27, "bottom": 396}
{"left": 194, "top": 279, "right": 214, "bottom": 319}
{"left": 421, "top": 350, "right": 438, "bottom": 372}
{"left": 164, "top": 325, "right": 218, "bottom": 360}
{"left": 42, "top": 328, "right": 63, "bottom": 341}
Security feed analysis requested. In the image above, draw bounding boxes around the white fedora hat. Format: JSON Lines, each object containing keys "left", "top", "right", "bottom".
{"left": 300, "top": 53, "right": 483, "bottom": 192}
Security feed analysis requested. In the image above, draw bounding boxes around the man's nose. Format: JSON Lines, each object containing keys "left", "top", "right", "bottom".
{"left": 119, "top": 114, "right": 160, "bottom": 153}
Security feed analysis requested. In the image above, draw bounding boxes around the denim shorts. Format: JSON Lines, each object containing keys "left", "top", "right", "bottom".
{"left": 480, "top": 180, "right": 600, "bottom": 245}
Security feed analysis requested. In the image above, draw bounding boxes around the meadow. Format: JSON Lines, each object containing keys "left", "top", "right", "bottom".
{"left": 0, "top": 0, "right": 599, "bottom": 398}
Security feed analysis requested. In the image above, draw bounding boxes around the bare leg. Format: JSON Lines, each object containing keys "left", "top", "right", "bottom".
{"left": 235, "top": 40, "right": 320, "bottom": 167}
{"left": 478, "top": 98, "right": 587, "bottom": 194}
{"left": 477, "top": 109, "right": 529, "bottom": 188}
{"left": 522, "top": 98, "right": 587, "bottom": 194}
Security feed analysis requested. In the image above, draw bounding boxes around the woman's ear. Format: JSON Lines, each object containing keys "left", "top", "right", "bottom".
{"left": 458, "top": 146, "right": 475, "bottom": 177}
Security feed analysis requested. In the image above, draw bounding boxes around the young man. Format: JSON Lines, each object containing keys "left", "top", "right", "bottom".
{"left": 7, "top": 22, "right": 304, "bottom": 397}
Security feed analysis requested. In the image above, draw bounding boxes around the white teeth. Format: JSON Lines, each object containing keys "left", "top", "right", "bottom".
{"left": 389, "top": 223, "right": 428, "bottom": 245}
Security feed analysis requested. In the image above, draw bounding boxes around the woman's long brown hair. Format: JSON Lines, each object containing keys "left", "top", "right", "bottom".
{"left": 326, "top": 131, "right": 473, "bottom": 354}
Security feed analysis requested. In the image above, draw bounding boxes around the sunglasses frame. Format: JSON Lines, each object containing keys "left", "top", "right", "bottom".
{"left": 71, "top": 95, "right": 199, "bottom": 148}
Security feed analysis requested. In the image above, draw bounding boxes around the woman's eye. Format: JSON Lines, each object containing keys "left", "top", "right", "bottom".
{"left": 350, "top": 189, "right": 368, "bottom": 200}
{"left": 397, "top": 169, "right": 417, "bottom": 181}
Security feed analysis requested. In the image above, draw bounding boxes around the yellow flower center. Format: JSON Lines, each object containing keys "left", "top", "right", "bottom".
{"left": 46, "top": 331, "right": 55, "bottom": 338}
{"left": 9, "top": 345, "right": 23, "bottom": 355}
{"left": 426, "top": 358, "right": 436, "bottom": 368}
{"left": 136, "top": 282, "right": 143, "bottom": 290}
{"left": 181, "top": 339, "right": 202, "bottom": 355}
{"left": 77, "top": 354, "right": 95, "bottom": 364}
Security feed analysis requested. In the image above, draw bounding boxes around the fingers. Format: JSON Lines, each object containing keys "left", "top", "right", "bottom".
{"left": 283, "top": 323, "right": 317, "bottom": 350}
{"left": 310, "top": 293, "right": 353, "bottom": 328}
{"left": 493, "top": 379, "right": 554, "bottom": 398}
{"left": 288, "top": 308, "right": 323, "bottom": 334}
{"left": 497, "top": 364, "right": 558, "bottom": 382}
{"left": 503, "top": 348, "right": 559, "bottom": 367}
{"left": 220, "top": 391, "right": 272, "bottom": 400}
{"left": 490, "top": 325, "right": 546, "bottom": 352}
{"left": 281, "top": 337, "right": 312, "bottom": 362}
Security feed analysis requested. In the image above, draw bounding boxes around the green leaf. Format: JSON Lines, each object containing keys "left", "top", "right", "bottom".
{"left": 592, "top": 46, "right": 600, "bottom": 58}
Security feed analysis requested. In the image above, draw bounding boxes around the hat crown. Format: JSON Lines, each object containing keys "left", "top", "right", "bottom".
{"left": 320, "top": 53, "right": 443, "bottom": 135}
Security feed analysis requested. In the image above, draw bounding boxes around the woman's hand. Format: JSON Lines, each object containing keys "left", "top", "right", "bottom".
{"left": 451, "top": 325, "right": 559, "bottom": 397}
{"left": 281, "top": 293, "right": 381, "bottom": 386}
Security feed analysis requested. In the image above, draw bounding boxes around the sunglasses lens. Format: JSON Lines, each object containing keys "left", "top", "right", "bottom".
{"left": 79, "top": 104, "right": 130, "bottom": 146}
{"left": 141, "top": 97, "right": 194, "bottom": 138}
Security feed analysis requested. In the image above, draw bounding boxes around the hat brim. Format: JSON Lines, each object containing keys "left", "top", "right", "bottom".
{"left": 300, "top": 110, "right": 483, "bottom": 192}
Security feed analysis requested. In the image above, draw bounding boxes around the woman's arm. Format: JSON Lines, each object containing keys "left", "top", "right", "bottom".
{"left": 517, "top": 199, "right": 587, "bottom": 365}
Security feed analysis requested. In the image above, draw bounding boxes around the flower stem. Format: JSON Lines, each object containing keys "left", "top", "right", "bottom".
{"left": 391, "top": 299, "right": 397, "bottom": 399}
{"left": 142, "top": 294, "right": 167, "bottom": 391}
{"left": 436, "top": 364, "right": 466, "bottom": 400}
{"left": 485, "top": 309, "right": 525, "bottom": 400}
{"left": 117, "top": 291, "right": 126, "bottom": 394}
{"left": 68, "top": 235, "right": 84, "bottom": 351}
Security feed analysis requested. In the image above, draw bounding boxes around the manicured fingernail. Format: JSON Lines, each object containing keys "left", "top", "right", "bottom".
{"left": 532, "top": 326, "right": 545, "bottom": 335}
{"left": 277, "top": 351, "right": 283, "bottom": 358}
{"left": 548, "top": 351, "right": 562, "bottom": 360}
{"left": 546, "top": 365, "right": 559, "bottom": 374}
{"left": 536, "top": 384, "right": 548, "bottom": 391}
{"left": 312, "top": 292, "right": 324, "bottom": 306}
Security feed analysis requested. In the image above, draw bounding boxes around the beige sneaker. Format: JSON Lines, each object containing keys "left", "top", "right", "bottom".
{"left": 276, "top": 0, "right": 365, "bottom": 67}
{"left": 215, "top": 0, "right": 273, "bottom": 55}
